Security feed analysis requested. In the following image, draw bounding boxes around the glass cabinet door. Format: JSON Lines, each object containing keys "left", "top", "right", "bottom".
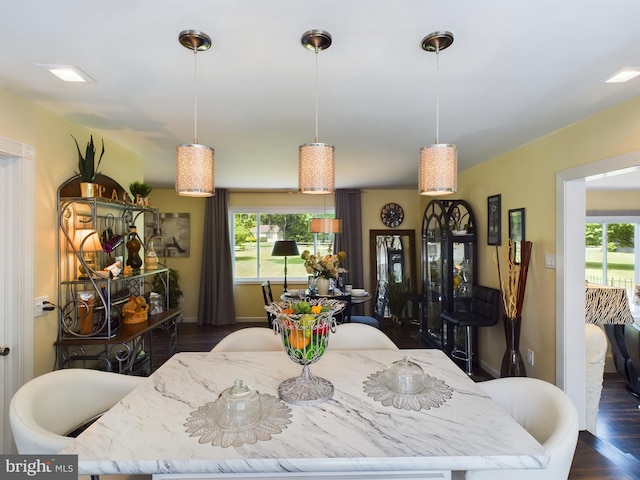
{"left": 421, "top": 200, "right": 446, "bottom": 347}
{"left": 421, "top": 199, "right": 477, "bottom": 354}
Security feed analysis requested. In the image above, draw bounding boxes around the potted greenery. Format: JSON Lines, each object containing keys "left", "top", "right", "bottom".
{"left": 387, "top": 278, "right": 409, "bottom": 325}
{"left": 72, "top": 134, "right": 105, "bottom": 197}
{"left": 152, "top": 268, "right": 183, "bottom": 309}
{"left": 130, "top": 181, "right": 153, "bottom": 206}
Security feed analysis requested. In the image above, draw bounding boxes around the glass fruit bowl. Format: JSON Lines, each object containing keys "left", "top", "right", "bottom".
{"left": 267, "top": 298, "right": 345, "bottom": 405}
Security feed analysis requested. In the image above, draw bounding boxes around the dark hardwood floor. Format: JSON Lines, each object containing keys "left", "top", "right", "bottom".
{"left": 160, "top": 319, "right": 640, "bottom": 479}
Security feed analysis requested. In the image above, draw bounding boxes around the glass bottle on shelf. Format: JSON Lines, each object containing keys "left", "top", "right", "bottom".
{"left": 126, "top": 225, "right": 143, "bottom": 269}
{"left": 144, "top": 237, "right": 159, "bottom": 270}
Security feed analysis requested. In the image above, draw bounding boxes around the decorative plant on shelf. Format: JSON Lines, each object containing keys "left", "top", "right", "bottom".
{"left": 130, "top": 181, "right": 153, "bottom": 206}
{"left": 72, "top": 134, "right": 105, "bottom": 183}
{"left": 130, "top": 181, "right": 153, "bottom": 198}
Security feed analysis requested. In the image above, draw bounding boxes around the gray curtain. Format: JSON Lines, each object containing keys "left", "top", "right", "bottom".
{"left": 198, "top": 188, "right": 236, "bottom": 325}
{"left": 334, "top": 189, "right": 365, "bottom": 312}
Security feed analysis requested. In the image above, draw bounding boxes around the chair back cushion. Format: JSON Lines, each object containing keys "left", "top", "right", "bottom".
{"left": 328, "top": 323, "right": 398, "bottom": 351}
{"left": 211, "top": 327, "right": 283, "bottom": 352}
{"left": 466, "top": 377, "right": 579, "bottom": 480}
{"left": 9, "top": 369, "right": 144, "bottom": 454}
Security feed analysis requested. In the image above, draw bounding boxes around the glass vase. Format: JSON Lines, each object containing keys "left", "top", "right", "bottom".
{"left": 500, "top": 315, "right": 527, "bottom": 377}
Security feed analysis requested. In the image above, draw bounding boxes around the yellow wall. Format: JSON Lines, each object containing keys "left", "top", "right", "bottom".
{"left": 586, "top": 190, "right": 640, "bottom": 210}
{"left": 0, "top": 88, "right": 145, "bottom": 376}
{"left": 144, "top": 191, "right": 206, "bottom": 321}
{"left": 457, "top": 95, "right": 640, "bottom": 381}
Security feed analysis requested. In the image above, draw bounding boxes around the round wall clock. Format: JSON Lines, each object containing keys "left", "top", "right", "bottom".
{"left": 380, "top": 202, "right": 405, "bottom": 228}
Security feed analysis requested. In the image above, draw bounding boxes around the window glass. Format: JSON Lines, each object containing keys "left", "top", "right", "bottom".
{"left": 585, "top": 221, "right": 636, "bottom": 295}
{"left": 233, "top": 211, "right": 335, "bottom": 281}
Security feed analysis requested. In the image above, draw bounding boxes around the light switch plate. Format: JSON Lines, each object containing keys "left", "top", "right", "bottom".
{"left": 544, "top": 254, "right": 556, "bottom": 269}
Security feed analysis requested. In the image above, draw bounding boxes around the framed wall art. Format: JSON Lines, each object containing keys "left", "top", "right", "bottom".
{"left": 508, "top": 208, "right": 525, "bottom": 264}
{"left": 487, "top": 194, "right": 501, "bottom": 245}
{"left": 145, "top": 212, "right": 190, "bottom": 258}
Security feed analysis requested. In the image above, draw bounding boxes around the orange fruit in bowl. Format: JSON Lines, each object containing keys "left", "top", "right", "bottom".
{"left": 289, "top": 330, "right": 311, "bottom": 350}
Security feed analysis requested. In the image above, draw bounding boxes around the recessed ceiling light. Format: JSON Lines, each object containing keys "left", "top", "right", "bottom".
{"left": 604, "top": 67, "right": 640, "bottom": 83}
{"left": 37, "top": 64, "right": 96, "bottom": 83}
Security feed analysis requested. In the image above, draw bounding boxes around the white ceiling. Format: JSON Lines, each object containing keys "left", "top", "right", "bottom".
{"left": 1, "top": 0, "right": 639, "bottom": 191}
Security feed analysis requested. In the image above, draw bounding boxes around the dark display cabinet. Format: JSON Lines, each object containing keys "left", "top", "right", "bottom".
{"left": 421, "top": 199, "right": 477, "bottom": 364}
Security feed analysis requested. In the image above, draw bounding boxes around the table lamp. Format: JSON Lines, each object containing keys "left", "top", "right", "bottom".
{"left": 584, "top": 282, "right": 634, "bottom": 435}
{"left": 72, "top": 229, "right": 103, "bottom": 278}
{"left": 272, "top": 240, "right": 299, "bottom": 292}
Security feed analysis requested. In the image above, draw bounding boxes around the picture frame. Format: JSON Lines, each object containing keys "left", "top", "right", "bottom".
{"left": 508, "top": 208, "right": 525, "bottom": 264}
{"left": 487, "top": 194, "right": 501, "bottom": 245}
{"left": 144, "top": 212, "right": 191, "bottom": 258}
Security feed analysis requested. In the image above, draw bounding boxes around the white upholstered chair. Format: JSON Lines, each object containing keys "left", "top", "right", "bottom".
{"left": 9, "top": 368, "right": 147, "bottom": 479}
{"left": 327, "top": 323, "right": 399, "bottom": 351}
{"left": 211, "top": 327, "right": 283, "bottom": 352}
{"left": 462, "top": 377, "right": 579, "bottom": 480}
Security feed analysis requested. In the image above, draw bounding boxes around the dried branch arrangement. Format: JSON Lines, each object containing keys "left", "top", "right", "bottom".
{"left": 495, "top": 239, "right": 533, "bottom": 319}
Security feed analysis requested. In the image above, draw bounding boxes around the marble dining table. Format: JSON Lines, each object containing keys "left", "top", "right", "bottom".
{"left": 60, "top": 349, "right": 547, "bottom": 479}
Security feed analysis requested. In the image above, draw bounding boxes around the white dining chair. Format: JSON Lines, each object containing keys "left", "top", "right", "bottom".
{"left": 461, "top": 377, "right": 579, "bottom": 480}
{"left": 211, "top": 327, "right": 283, "bottom": 352}
{"left": 9, "top": 368, "right": 148, "bottom": 479}
{"left": 327, "top": 323, "right": 399, "bottom": 351}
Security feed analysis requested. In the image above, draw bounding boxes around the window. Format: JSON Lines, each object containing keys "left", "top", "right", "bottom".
{"left": 232, "top": 209, "right": 335, "bottom": 281}
{"left": 585, "top": 217, "right": 639, "bottom": 300}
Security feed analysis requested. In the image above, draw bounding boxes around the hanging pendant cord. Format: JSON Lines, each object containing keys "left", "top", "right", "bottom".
{"left": 435, "top": 47, "right": 440, "bottom": 144}
{"left": 192, "top": 44, "right": 199, "bottom": 144}
{"left": 314, "top": 47, "right": 320, "bottom": 143}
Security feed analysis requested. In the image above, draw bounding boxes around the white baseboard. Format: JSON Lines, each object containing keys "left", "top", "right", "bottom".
{"left": 479, "top": 360, "right": 500, "bottom": 380}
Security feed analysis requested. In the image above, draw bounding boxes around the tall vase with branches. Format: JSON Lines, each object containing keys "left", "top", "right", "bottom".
{"left": 495, "top": 239, "right": 533, "bottom": 377}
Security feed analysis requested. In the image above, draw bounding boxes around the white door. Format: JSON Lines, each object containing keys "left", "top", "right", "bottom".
{"left": 0, "top": 137, "right": 34, "bottom": 453}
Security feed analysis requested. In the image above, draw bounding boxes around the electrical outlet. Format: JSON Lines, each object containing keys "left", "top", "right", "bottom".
{"left": 526, "top": 348, "right": 535, "bottom": 366}
{"left": 34, "top": 296, "right": 48, "bottom": 317}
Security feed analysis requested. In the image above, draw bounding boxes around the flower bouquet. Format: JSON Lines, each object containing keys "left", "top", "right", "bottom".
{"left": 266, "top": 297, "right": 345, "bottom": 405}
{"left": 301, "top": 250, "right": 347, "bottom": 280}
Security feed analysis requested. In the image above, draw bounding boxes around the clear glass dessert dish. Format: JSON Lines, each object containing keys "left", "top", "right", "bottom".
{"left": 382, "top": 356, "right": 426, "bottom": 395}
{"left": 215, "top": 379, "right": 262, "bottom": 429}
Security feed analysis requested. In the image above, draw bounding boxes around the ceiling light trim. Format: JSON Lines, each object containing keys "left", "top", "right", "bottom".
{"left": 37, "top": 64, "right": 96, "bottom": 83}
{"left": 604, "top": 67, "right": 640, "bottom": 83}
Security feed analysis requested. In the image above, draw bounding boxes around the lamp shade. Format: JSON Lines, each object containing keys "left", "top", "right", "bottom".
{"left": 585, "top": 283, "right": 634, "bottom": 325}
{"left": 419, "top": 144, "right": 457, "bottom": 195}
{"left": 176, "top": 143, "right": 215, "bottom": 197}
{"left": 271, "top": 240, "right": 300, "bottom": 257}
{"left": 299, "top": 143, "right": 335, "bottom": 194}
{"left": 72, "top": 229, "right": 103, "bottom": 253}
{"left": 310, "top": 218, "right": 341, "bottom": 233}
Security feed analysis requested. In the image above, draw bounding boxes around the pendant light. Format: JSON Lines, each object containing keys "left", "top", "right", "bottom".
{"left": 299, "top": 30, "right": 335, "bottom": 194}
{"left": 310, "top": 194, "right": 341, "bottom": 233}
{"left": 176, "top": 30, "right": 215, "bottom": 197}
{"left": 419, "top": 31, "right": 457, "bottom": 196}
{"left": 309, "top": 218, "right": 341, "bottom": 233}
